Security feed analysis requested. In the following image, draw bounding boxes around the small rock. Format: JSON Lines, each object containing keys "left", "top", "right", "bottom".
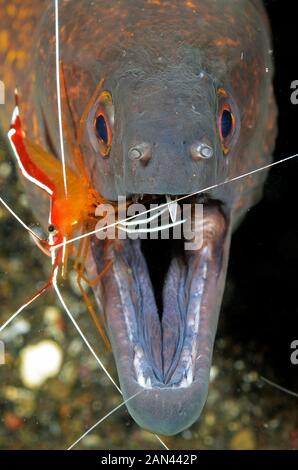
{"left": 230, "top": 429, "right": 256, "bottom": 450}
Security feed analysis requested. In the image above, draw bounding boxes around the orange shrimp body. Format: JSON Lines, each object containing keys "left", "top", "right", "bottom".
{"left": 7, "top": 95, "right": 112, "bottom": 350}
{"left": 24, "top": 140, "right": 97, "bottom": 241}
{"left": 8, "top": 97, "right": 101, "bottom": 264}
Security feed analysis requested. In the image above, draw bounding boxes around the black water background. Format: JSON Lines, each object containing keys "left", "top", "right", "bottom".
{"left": 222, "top": 1, "right": 298, "bottom": 391}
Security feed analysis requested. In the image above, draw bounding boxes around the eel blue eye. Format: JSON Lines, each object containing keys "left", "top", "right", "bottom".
{"left": 95, "top": 114, "right": 108, "bottom": 144}
{"left": 221, "top": 109, "right": 233, "bottom": 139}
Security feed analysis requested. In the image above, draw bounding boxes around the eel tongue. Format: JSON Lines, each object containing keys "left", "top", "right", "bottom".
{"left": 88, "top": 204, "right": 232, "bottom": 435}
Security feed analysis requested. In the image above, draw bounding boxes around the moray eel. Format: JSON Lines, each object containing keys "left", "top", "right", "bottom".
{"left": 0, "top": 0, "right": 277, "bottom": 435}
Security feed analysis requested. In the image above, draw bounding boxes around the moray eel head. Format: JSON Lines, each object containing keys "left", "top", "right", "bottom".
{"left": 85, "top": 65, "right": 236, "bottom": 435}
{"left": 34, "top": 0, "right": 275, "bottom": 436}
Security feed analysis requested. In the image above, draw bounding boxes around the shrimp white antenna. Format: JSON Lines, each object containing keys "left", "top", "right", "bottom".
{"left": 54, "top": 0, "right": 68, "bottom": 197}
{"left": 155, "top": 434, "right": 170, "bottom": 450}
{"left": 118, "top": 217, "right": 186, "bottom": 234}
{"left": 0, "top": 196, "right": 42, "bottom": 242}
{"left": 0, "top": 264, "right": 120, "bottom": 395}
{"left": 52, "top": 267, "right": 121, "bottom": 393}
{"left": 52, "top": 152, "right": 298, "bottom": 251}
{"left": 68, "top": 390, "right": 169, "bottom": 450}
{"left": 0, "top": 290, "right": 44, "bottom": 334}
{"left": 0, "top": 202, "right": 169, "bottom": 451}
{"left": 0, "top": 244, "right": 169, "bottom": 448}
{"left": 67, "top": 390, "right": 143, "bottom": 450}
{"left": 53, "top": 271, "right": 170, "bottom": 448}
{"left": 261, "top": 376, "right": 298, "bottom": 398}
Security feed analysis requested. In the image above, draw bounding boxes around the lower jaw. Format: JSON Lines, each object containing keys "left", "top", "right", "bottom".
{"left": 88, "top": 201, "right": 232, "bottom": 435}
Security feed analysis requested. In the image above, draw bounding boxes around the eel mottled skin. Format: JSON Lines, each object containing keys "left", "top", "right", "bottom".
{"left": 0, "top": 0, "right": 277, "bottom": 435}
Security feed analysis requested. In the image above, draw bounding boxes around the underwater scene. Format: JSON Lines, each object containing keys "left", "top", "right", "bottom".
{"left": 0, "top": 0, "right": 298, "bottom": 453}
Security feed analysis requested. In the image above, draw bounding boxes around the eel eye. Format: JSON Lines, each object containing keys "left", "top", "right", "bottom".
{"left": 221, "top": 108, "right": 233, "bottom": 139}
{"left": 218, "top": 101, "right": 236, "bottom": 155}
{"left": 95, "top": 113, "right": 108, "bottom": 145}
{"left": 94, "top": 91, "right": 113, "bottom": 157}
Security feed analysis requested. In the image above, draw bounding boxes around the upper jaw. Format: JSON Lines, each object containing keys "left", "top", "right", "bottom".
{"left": 88, "top": 197, "right": 232, "bottom": 435}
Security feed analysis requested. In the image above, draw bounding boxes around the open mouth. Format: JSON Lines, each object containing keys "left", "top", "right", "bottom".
{"left": 88, "top": 194, "right": 231, "bottom": 435}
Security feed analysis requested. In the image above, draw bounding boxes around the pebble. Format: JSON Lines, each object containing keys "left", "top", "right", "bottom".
{"left": 230, "top": 429, "right": 256, "bottom": 450}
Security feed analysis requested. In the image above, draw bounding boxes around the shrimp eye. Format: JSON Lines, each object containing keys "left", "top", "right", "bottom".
{"left": 48, "top": 224, "right": 57, "bottom": 235}
{"left": 218, "top": 101, "right": 236, "bottom": 155}
{"left": 93, "top": 91, "right": 114, "bottom": 157}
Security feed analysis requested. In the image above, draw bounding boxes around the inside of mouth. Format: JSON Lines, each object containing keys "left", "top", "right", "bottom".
{"left": 141, "top": 237, "right": 185, "bottom": 320}
{"left": 99, "top": 193, "right": 228, "bottom": 387}
{"left": 132, "top": 194, "right": 193, "bottom": 321}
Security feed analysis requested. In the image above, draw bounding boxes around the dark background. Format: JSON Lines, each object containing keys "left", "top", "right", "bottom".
{"left": 0, "top": 0, "right": 297, "bottom": 450}
{"left": 222, "top": 1, "right": 298, "bottom": 390}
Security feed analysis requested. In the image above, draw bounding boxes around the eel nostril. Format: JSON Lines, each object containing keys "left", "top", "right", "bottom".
{"left": 129, "top": 148, "right": 142, "bottom": 160}
{"left": 190, "top": 141, "right": 214, "bottom": 161}
{"left": 128, "top": 143, "right": 152, "bottom": 164}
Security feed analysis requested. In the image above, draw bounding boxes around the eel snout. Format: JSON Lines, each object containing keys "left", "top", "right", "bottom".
{"left": 118, "top": 379, "right": 209, "bottom": 436}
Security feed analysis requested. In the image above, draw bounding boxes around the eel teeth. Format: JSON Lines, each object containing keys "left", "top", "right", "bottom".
{"left": 166, "top": 195, "right": 178, "bottom": 223}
